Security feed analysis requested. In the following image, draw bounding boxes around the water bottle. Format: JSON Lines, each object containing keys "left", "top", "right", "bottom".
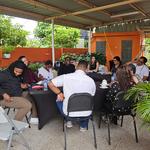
{"left": 111, "top": 75, "right": 114, "bottom": 81}
{"left": 47, "top": 76, "right": 51, "bottom": 82}
{"left": 43, "top": 80, "right": 48, "bottom": 91}
{"left": 111, "top": 73, "right": 116, "bottom": 81}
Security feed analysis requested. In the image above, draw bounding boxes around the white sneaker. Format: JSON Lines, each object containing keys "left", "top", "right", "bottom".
{"left": 80, "top": 127, "right": 87, "bottom": 132}
{"left": 66, "top": 121, "right": 73, "bottom": 128}
{"left": 30, "top": 117, "right": 39, "bottom": 125}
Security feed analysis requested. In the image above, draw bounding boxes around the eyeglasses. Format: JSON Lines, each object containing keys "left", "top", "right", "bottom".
{"left": 138, "top": 60, "right": 143, "bottom": 63}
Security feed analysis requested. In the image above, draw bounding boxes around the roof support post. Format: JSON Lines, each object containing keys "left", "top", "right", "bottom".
{"left": 88, "top": 28, "right": 92, "bottom": 54}
{"left": 51, "top": 19, "right": 55, "bottom": 66}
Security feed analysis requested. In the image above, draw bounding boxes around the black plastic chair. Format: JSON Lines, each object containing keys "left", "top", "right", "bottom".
{"left": 63, "top": 93, "right": 97, "bottom": 150}
{"left": 99, "top": 91, "right": 138, "bottom": 145}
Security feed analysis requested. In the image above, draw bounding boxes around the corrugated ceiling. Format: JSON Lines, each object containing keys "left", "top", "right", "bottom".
{"left": 0, "top": 0, "right": 149, "bottom": 31}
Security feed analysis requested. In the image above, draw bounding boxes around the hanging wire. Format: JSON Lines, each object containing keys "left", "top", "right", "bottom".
{"left": 131, "top": 32, "right": 145, "bottom": 61}
{"left": 103, "top": 27, "right": 114, "bottom": 60}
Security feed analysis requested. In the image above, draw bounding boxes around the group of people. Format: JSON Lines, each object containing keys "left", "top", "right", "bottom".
{"left": 19, "top": 56, "right": 55, "bottom": 84}
{"left": 87, "top": 54, "right": 149, "bottom": 83}
{"left": 0, "top": 54, "right": 149, "bottom": 131}
{"left": 0, "top": 56, "right": 95, "bottom": 131}
{"left": 111, "top": 56, "right": 149, "bottom": 82}
{"left": 0, "top": 56, "right": 56, "bottom": 123}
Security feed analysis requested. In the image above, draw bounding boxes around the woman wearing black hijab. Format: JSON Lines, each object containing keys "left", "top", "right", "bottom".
{"left": 0, "top": 61, "right": 32, "bottom": 121}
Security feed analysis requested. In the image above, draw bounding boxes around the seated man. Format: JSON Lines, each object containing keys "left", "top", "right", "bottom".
{"left": 38, "top": 60, "right": 54, "bottom": 81}
{"left": 58, "top": 57, "right": 75, "bottom": 75}
{"left": 48, "top": 60, "right": 96, "bottom": 131}
{"left": 0, "top": 61, "right": 32, "bottom": 121}
{"left": 135, "top": 56, "right": 149, "bottom": 81}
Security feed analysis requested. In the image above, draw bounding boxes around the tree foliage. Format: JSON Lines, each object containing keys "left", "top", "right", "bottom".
{"left": 145, "top": 38, "right": 150, "bottom": 65}
{"left": 34, "top": 22, "right": 80, "bottom": 48}
{"left": 0, "top": 15, "right": 28, "bottom": 47}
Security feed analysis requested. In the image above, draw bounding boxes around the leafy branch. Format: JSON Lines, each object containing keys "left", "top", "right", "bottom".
{"left": 125, "top": 83, "right": 150, "bottom": 130}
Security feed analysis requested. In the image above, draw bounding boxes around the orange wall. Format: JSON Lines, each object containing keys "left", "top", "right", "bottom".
{"left": 0, "top": 47, "right": 87, "bottom": 68}
{"left": 91, "top": 31, "right": 143, "bottom": 62}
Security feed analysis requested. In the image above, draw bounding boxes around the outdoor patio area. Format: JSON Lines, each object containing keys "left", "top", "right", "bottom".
{"left": 0, "top": 114, "right": 149, "bottom": 150}
{"left": 0, "top": 1, "right": 150, "bottom": 150}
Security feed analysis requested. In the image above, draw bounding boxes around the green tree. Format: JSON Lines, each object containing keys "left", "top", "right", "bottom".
{"left": 26, "top": 39, "right": 42, "bottom": 48}
{"left": 145, "top": 38, "right": 150, "bottom": 65}
{"left": 34, "top": 22, "right": 80, "bottom": 48}
{"left": 0, "top": 15, "right": 28, "bottom": 47}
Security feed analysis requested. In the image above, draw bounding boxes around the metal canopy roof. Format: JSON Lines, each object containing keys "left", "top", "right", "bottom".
{"left": 0, "top": 0, "right": 150, "bottom": 30}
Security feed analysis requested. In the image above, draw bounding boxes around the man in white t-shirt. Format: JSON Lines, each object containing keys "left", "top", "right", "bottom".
{"left": 135, "top": 56, "right": 149, "bottom": 81}
{"left": 38, "top": 60, "right": 53, "bottom": 81}
{"left": 48, "top": 60, "right": 96, "bottom": 131}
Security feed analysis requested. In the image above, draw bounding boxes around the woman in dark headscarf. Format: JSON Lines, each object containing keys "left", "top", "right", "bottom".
{"left": 0, "top": 61, "right": 32, "bottom": 121}
{"left": 8, "top": 60, "right": 26, "bottom": 79}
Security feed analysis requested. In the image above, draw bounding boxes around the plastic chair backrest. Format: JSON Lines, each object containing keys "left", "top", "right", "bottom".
{"left": 113, "top": 91, "right": 134, "bottom": 111}
{"left": 67, "top": 93, "right": 93, "bottom": 115}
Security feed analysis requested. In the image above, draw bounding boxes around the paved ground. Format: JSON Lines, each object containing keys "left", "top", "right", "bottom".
{"left": 0, "top": 114, "right": 150, "bottom": 150}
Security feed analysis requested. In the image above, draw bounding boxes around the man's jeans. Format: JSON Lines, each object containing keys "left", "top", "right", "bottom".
{"left": 56, "top": 101, "right": 89, "bottom": 128}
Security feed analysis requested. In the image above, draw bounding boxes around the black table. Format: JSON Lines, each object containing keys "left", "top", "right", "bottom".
{"left": 87, "top": 72, "right": 111, "bottom": 83}
{"left": 29, "top": 82, "right": 109, "bottom": 129}
{"left": 29, "top": 90, "right": 59, "bottom": 129}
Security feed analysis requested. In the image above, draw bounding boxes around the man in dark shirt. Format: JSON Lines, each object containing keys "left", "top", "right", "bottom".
{"left": 0, "top": 61, "right": 32, "bottom": 121}
{"left": 58, "top": 57, "right": 75, "bottom": 75}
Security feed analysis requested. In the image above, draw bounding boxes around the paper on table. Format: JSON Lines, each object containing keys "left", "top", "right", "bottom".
{"left": 100, "top": 86, "right": 108, "bottom": 89}
{"left": 36, "top": 81, "right": 43, "bottom": 85}
{"left": 99, "top": 83, "right": 109, "bottom": 89}
{"left": 100, "top": 83, "right": 109, "bottom": 87}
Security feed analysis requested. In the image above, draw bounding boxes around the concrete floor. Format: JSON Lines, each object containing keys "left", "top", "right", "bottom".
{"left": 0, "top": 115, "right": 150, "bottom": 150}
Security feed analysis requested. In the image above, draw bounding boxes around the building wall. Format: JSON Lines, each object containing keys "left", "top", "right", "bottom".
{"left": 91, "top": 31, "right": 144, "bottom": 62}
{"left": 0, "top": 47, "right": 87, "bottom": 68}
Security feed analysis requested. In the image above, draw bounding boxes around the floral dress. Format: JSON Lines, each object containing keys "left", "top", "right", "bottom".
{"left": 105, "top": 82, "right": 121, "bottom": 111}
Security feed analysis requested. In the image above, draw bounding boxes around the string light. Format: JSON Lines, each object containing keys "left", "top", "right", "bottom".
{"left": 97, "top": 18, "right": 149, "bottom": 30}
{"left": 144, "top": 19, "right": 150, "bottom": 22}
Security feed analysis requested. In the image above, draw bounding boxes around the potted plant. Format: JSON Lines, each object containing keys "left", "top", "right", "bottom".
{"left": 125, "top": 83, "right": 150, "bottom": 130}
{"left": 28, "top": 62, "right": 44, "bottom": 73}
{"left": 60, "top": 52, "right": 106, "bottom": 64}
{"left": 2, "top": 45, "right": 15, "bottom": 58}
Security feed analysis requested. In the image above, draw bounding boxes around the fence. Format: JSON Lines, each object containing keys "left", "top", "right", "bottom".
{"left": 0, "top": 47, "right": 88, "bottom": 68}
